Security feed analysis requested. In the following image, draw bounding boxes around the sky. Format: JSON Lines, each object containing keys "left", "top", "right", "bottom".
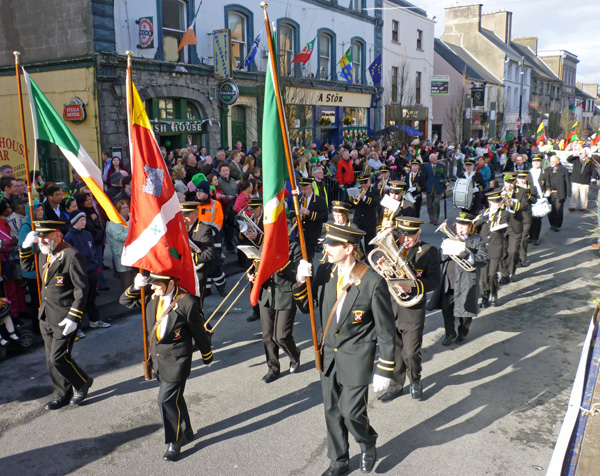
{"left": 403, "top": 0, "right": 600, "bottom": 84}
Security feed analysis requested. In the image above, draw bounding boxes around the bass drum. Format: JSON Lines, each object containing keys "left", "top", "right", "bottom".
{"left": 452, "top": 178, "right": 473, "bottom": 209}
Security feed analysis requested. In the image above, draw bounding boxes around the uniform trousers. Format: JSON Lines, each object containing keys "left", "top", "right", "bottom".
{"left": 548, "top": 195, "right": 565, "bottom": 229}
{"left": 441, "top": 290, "right": 472, "bottom": 338}
{"left": 40, "top": 319, "right": 90, "bottom": 398}
{"left": 157, "top": 379, "right": 192, "bottom": 444}
{"left": 530, "top": 217, "right": 542, "bottom": 241}
{"left": 414, "top": 194, "right": 423, "bottom": 218}
{"left": 500, "top": 231, "right": 521, "bottom": 277}
{"left": 481, "top": 258, "right": 500, "bottom": 297}
{"left": 259, "top": 307, "right": 300, "bottom": 373}
{"left": 388, "top": 316, "right": 425, "bottom": 394}
{"left": 321, "top": 365, "right": 377, "bottom": 468}
{"left": 519, "top": 221, "right": 532, "bottom": 262}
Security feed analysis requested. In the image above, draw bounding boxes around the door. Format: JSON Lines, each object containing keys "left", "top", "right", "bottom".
{"left": 231, "top": 106, "right": 247, "bottom": 150}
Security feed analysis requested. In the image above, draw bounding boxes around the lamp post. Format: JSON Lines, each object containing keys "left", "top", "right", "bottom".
{"left": 518, "top": 56, "right": 525, "bottom": 140}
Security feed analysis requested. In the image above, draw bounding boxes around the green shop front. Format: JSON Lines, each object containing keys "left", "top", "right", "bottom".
{"left": 146, "top": 97, "right": 208, "bottom": 150}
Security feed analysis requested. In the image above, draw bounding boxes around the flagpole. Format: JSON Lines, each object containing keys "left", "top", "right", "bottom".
{"left": 261, "top": 3, "right": 321, "bottom": 371}
{"left": 13, "top": 51, "right": 41, "bottom": 304}
{"left": 125, "top": 50, "right": 152, "bottom": 380}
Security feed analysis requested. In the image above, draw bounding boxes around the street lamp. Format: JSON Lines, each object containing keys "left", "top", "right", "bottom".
{"left": 518, "top": 56, "right": 525, "bottom": 140}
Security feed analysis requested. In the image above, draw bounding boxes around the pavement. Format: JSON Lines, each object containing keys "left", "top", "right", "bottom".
{"left": 1, "top": 194, "right": 599, "bottom": 475}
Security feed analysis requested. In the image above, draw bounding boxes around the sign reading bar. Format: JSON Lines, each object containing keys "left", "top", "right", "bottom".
{"left": 219, "top": 81, "right": 239, "bottom": 105}
{"left": 213, "top": 29, "right": 232, "bottom": 79}
{"left": 137, "top": 17, "right": 154, "bottom": 49}
{"left": 63, "top": 97, "right": 86, "bottom": 122}
{"left": 152, "top": 121, "right": 206, "bottom": 134}
{"left": 431, "top": 75, "right": 449, "bottom": 95}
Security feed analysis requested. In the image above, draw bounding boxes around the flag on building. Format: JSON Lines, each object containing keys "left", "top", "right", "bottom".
{"left": 121, "top": 77, "right": 198, "bottom": 296}
{"left": 249, "top": 33, "right": 290, "bottom": 307}
{"left": 22, "top": 69, "right": 126, "bottom": 226}
{"left": 338, "top": 47, "right": 353, "bottom": 84}
{"left": 290, "top": 37, "right": 316, "bottom": 64}
{"left": 244, "top": 30, "right": 262, "bottom": 69}
{"left": 177, "top": 1, "right": 203, "bottom": 53}
{"left": 368, "top": 53, "right": 382, "bottom": 87}
{"left": 536, "top": 122, "right": 546, "bottom": 145}
{"left": 565, "top": 121, "right": 579, "bottom": 147}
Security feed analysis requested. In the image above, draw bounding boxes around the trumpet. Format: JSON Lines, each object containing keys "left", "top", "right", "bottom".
{"left": 350, "top": 186, "right": 368, "bottom": 205}
{"left": 434, "top": 220, "right": 476, "bottom": 272}
{"left": 367, "top": 228, "right": 423, "bottom": 307}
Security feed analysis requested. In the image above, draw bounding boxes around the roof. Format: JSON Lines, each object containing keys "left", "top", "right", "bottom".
{"left": 575, "top": 87, "right": 595, "bottom": 100}
{"left": 385, "top": 0, "right": 428, "bottom": 18}
{"left": 480, "top": 28, "right": 521, "bottom": 61}
{"left": 510, "top": 42, "right": 561, "bottom": 82}
{"left": 438, "top": 40, "right": 502, "bottom": 85}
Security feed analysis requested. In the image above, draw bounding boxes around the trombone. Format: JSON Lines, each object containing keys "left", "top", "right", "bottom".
{"left": 434, "top": 220, "right": 476, "bottom": 272}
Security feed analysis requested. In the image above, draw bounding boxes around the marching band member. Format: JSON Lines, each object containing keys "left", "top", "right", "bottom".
{"left": 248, "top": 235, "right": 302, "bottom": 383}
{"left": 459, "top": 158, "right": 486, "bottom": 215}
{"left": 474, "top": 191, "right": 510, "bottom": 308}
{"left": 120, "top": 272, "right": 213, "bottom": 461}
{"left": 516, "top": 172, "right": 537, "bottom": 267}
{"left": 378, "top": 217, "right": 441, "bottom": 403}
{"left": 405, "top": 159, "right": 426, "bottom": 218}
{"left": 379, "top": 181, "right": 416, "bottom": 231}
{"left": 297, "top": 177, "right": 328, "bottom": 262}
{"left": 331, "top": 201, "right": 352, "bottom": 226}
{"left": 294, "top": 224, "right": 396, "bottom": 476}
{"left": 528, "top": 155, "right": 545, "bottom": 246}
{"left": 352, "top": 174, "right": 381, "bottom": 254}
{"left": 181, "top": 202, "right": 214, "bottom": 303}
{"left": 499, "top": 173, "right": 528, "bottom": 283}
{"left": 428, "top": 213, "right": 489, "bottom": 346}
{"left": 377, "top": 165, "right": 391, "bottom": 196}
{"left": 239, "top": 197, "right": 264, "bottom": 322}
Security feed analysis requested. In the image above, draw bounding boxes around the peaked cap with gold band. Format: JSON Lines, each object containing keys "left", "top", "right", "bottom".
{"left": 147, "top": 272, "right": 177, "bottom": 285}
{"left": 503, "top": 172, "right": 517, "bottom": 182}
{"left": 331, "top": 200, "right": 351, "bottom": 213}
{"left": 322, "top": 223, "right": 365, "bottom": 245}
{"left": 380, "top": 165, "right": 391, "bottom": 173}
{"left": 356, "top": 174, "right": 372, "bottom": 184}
{"left": 297, "top": 177, "right": 314, "bottom": 186}
{"left": 486, "top": 190, "right": 503, "bottom": 201}
{"left": 247, "top": 197, "right": 263, "bottom": 208}
{"left": 33, "top": 220, "right": 65, "bottom": 235}
{"left": 455, "top": 211, "right": 475, "bottom": 225}
{"left": 410, "top": 159, "right": 421, "bottom": 166}
{"left": 394, "top": 216, "right": 424, "bottom": 235}
{"left": 464, "top": 158, "right": 475, "bottom": 166}
{"left": 180, "top": 201, "right": 201, "bottom": 215}
{"left": 388, "top": 180, "right": 406, "bottom": 193}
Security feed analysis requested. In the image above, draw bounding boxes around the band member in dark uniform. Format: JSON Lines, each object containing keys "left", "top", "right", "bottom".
{"left": 331, "top": 201, "right": 352, "bottom": 226}
{"left": 474, "top": 191, "right": 510, "bottom": 307}
{"left": 377, "top": 217, "right": 441, "bottom": 403}
{"left": 352, "top": 174, "right": 381, "bottom": 254}
{"left": 120, "top": 272, "right": 213, "bottom": 461}
{"left": 20, "top": 220, "right": 93, "bottom": 410}
{"left": 297, "top": 177, "right": 328, "bottom": 262}
{"left": 460, "top": 158, "right": 486, "bottom": 215}
{"left": 294, "top": 224, "right": 396, "bottom": 476}
{"left": 376, "top": 165, "right": 391, "bottom": 196}
{"left": 405, "top": 159, "right": 426, "bottom": 218}
{"left": 516, "top": 172, "right": 537, "bottom": 267}
{"left": 428, "top": 213, "right": 489, "bottom": 345}
{"left": 181, "top": 202, "right": 214, "bottom": 304}
{"left": 379, "top": 181, "right": 416, "bottom": 230}
{"left": 249, "top": 238, "right": 302, "bottom": 383}
{"left": 238, "top": 197, "right": 264, "bottom": 322}
{"left": 499, "top": 173, "right": 528, "bottom": 283}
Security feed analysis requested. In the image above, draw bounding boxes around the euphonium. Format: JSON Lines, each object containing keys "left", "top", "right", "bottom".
{"left": 237, "top": 210, "right": 263, "bottom": 238}
{"left": 434, "top": 220, "right": 476, "bottom": 272}
{"left": 367, "top": 228, "right": 423, "bottom": 307}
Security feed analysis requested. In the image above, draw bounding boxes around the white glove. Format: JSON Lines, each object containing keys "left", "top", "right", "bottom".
{"left": 133, "top": 273, "right": 148, "bottom": 290}
{"left": 408, "top": 186, "right": 417, "bottom": 193}
{"left": 22, "top": 230, "right": 39, "bottom": 249}
{"left": 59, "top": 318, "right": 78, "bottom": 336}
{"left": 441, "top": 238, "right": 466, "bottom": 256}
{"left": 372, "top": 374, "right": 391, "bottom": 393}
{"left": 473, "top": 186, "right": 480, "bottom": 192}
{"left": 296, "top": 259, "right": 313, "bottom": 284}
{"left": 544, "top": 190, "right": 551, "bottom": 198}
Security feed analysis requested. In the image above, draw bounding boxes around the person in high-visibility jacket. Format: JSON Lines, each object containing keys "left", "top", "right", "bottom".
{"left": 195, "top": 180, "right": 226, "bottom": 296}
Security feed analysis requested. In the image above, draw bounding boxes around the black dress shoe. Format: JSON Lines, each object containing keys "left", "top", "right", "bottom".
{"left": 262, "top": 371, "right": 279, "bottom": 383}
{"left": 70, "top": 378, "right": 93, "bottom": 406}
{"left": 521, "top": 259, "right": 530, "bottom": 267}
{"left": 499, "top": 276, "right": 510, "bottom": 285}
{"left": 361, "top": 446, "right": 377, "bottom": 473}
{"left": 290, "top": 350, "right": 301, "bottom": 374}
{"left": 247, "top": 313, "right": 260, "bottom": 322}
{"left": 533, "top": 239, "right": 540, "bottom": 246}
{"left": 410, "top": 381, "right": 423, "bottom": 400}
{"left": 480, "top": 297, "right": 490, "bottom": 308}
{"left": 378, "top": 390, "right": 402, "bottom": 403}
{"left": 455, "top": 334, "right": 467, "bottom": 345}
{"left": 442, "top": 335, "right": 455, "bottom": 346}
{"left": 321, "top": 465, "right": 349, "bottom": 476}
{"left": 45, "top": 392, "right": 73, "bottom": 410}
{"left": 163, "top": 441, "right": 182, "bottom": 461}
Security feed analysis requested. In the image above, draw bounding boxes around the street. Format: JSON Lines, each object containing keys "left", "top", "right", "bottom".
{"left": 0, "top": 203, "right": 598, "bottom": 476}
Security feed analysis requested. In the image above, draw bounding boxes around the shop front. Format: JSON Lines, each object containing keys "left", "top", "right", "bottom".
{"left": 385, "top": 105, "right": 429, "bottom": 141}
{"left": 146, "top": 98, "right": 207, "bottom": 151}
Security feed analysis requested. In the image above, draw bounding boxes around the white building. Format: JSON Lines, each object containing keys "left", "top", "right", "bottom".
{"left": 382, "top": 0, "right": 435, "bottom": 139}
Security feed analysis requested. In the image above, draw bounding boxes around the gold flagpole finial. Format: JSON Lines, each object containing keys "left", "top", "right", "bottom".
{"left": 126, "top": 50, "right": 133, "bottom": 57}
{"left": 13, "top": 51, "right": 20, "bottom": 57}
{"left": 260, "top": 2, "right": 268, "bottom": 9}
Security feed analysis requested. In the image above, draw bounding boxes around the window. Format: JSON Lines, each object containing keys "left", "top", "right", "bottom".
{"left": 159, "top": 99, "right": 175, "bottom": 119}
{"left": 391, "top": 66, "right": 398, "bottom": 103}
{"left": 417, "top": 30, "right": 423, "bottom": 50}
{"left": 351, "top": 0, "right": 363, "bottom": 12}
{"left": 287, "top": 105, "right": 313, "bottom": 147}
{"left": 319, "top": 33, "right": 332, "bottom": 80}
{"left": 162, "top": 0, "right": 186, "bottom": 62}
{"left": 279, "top": 24, "right": 294, "bottom": 77}
{"left": 415, "top": 71, "right": 421, "bottom": 104}
{"left": 228, "top": 11, "right": 247, "bottom": 69}
{"left": 392, "top": 20, "right": 399, "bottom": 43}
{"left": 352, "top": 41, "right": 362, "bottom": 84}
{"left": 344, "top": 107, "right": 367, "bottom": 127}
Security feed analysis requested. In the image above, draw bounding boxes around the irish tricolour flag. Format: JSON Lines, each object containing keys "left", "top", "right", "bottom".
{"left": 250, "top": 35, "right": 290, "bottom": 306}
{"left": 23, "top": 69, "right": 125, "bottom": 226}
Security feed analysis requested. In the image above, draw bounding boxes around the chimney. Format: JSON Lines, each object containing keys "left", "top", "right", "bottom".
{"left": 481, "top": 10, "right": 512, "bottom": 44}
{"left": 514, "top": 37, "right": 538, "bottom": 54}
{"left": 442, "top": 4, "right": 482, "bottom": 46}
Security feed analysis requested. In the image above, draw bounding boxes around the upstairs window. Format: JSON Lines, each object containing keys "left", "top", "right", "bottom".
{"left": 279, "top": 24, "right": 294, "bottom": 76}
{"left": 162, "top": 0, "right": 186, "bottom": 62}
{"left": 417, "top": 30, "right": 423, "bottom": 50}
{"left": 415, "top": 71, "right": 422, "bottom": 104}
{"left": 319, "top": 33, "right": 332, "bottom": 80}
{"left": 352, "top": 41, "right": 362, "bottom": 84}
{"left": 228, "top": 11, "right": 247, "bottom": 69}
{"left": 392, "top": 20, "right": 399, "bottom": 43}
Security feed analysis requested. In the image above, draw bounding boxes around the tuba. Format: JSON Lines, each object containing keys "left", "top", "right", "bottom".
{"left": 367, "top": 228, "right": 423, "bottom": 307}
{"left": 434, "top": 220, "right": 476, "bottom": 272}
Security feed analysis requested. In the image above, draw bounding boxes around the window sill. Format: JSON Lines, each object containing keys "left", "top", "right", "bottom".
{"left": 416, "top": 48, "right": 424, "bottom": 52}
{"left": 391, "top": 40, "right": 401, "bottom": 45}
